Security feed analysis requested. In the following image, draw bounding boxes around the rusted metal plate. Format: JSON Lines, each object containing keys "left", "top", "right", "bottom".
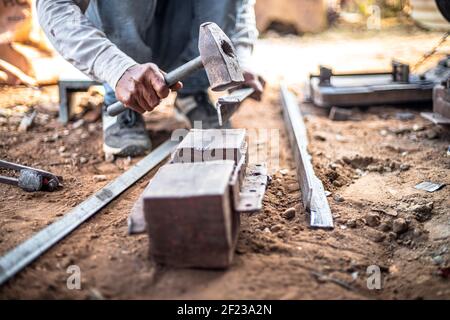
{"left": 421, "top": 112, "right": 450, "bottom": 125}
{"left": 171, "top": 128, "right": 247, "bottom": 163}
{"left": 216, "top": 88, "right": 255, "bottom": 126}
{"left": 280, "top": 84, "right": 334, "bottom": 229}
{"left": 143, "top": 161, "right": 238, "bottom": 268}
{"left": 235, "top": 164, "right": 269, "bottom": 212}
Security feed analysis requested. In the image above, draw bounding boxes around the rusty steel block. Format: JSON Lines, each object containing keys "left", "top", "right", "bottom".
{"left": 171, "top": 129, "right": 247, "bottom": 164}
{"left": 143, "top": 161, "right": 240, "bottom": 268}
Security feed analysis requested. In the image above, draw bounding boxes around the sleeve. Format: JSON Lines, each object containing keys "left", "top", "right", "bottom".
{"left": 231, "top": 0, "right": 259, "bottom": 71}
{"left": 36, "top": 0, "right": 137, "bottom": 89}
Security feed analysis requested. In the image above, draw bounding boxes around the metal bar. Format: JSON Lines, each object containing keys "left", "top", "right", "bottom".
{"left": 216, "top": 87, "right": 255, "bottom": 126}
{"left": 280, "top": 84, "right": 333, "bottom": 229}
{"left": 0, "top": 139, "right": 179, "bottom": 286}
{"left": 0, "top": 175, "right": 19, "bottom": 186}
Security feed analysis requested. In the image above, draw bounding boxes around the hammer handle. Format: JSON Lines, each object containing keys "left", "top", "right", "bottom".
{"left": 107, "top": 56, "right": 203, "bottom": 117}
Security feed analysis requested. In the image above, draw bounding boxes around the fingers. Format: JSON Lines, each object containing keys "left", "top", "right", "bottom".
{"left": 170, "top": 81, "right": 183, "bottom": 91}
{"left": 115, "top": 63, "right": 175, "bottom": 114}
{"left": 241, "top": 71, "right": 266, "bottom": 101}
{"left": 145, "top": 64, "right": 170, "bottom": 100}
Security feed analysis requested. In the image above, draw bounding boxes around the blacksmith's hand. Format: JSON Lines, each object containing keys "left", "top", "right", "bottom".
{"left": 241, "top": 70, "right": 266, "bottom": 101}
{"left": 115, "top": 63, "right": 183, "bottom": 114}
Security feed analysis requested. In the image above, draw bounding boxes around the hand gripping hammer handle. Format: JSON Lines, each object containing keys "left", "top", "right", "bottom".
{"left": 106, "top": 57, "right": 203, "bottom": 117}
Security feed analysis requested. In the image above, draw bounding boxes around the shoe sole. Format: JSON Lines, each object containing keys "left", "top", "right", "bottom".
{"left": 103, "top": 143, "right": 152, "bottom": 158}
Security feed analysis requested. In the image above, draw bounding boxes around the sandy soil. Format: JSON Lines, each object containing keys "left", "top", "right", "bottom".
{"left": 0, "top": 26, "right": 449, "bottom": 299}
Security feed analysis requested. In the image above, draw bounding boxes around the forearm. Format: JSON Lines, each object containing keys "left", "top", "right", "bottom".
{"left": 232, "top": 0, "right": 259, "bottom": 71}
{"left": 36, "top": 0, "right": 136, "bottom": 89}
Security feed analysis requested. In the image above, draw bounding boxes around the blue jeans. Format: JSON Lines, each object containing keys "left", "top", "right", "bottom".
{"left": 86, "top": 0, "right": 239, "bottom": 104}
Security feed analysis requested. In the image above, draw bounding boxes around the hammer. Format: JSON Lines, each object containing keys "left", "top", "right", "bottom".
{"left": 107, "top": 22, "right": 244, "bottom": 116}
{"left": 0, "top": 160, "right": 62, "bottom": 192}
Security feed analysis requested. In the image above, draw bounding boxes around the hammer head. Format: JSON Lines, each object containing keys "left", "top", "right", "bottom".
{"left": 199, "top": 22, "right": 245, "bottom": 92}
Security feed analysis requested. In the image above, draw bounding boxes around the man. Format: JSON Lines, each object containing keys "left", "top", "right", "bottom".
{"left": 36, "top": 0, "right": 264, "bottom": 157}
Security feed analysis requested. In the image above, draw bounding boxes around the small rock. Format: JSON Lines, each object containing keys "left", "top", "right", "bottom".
{"left": 399, "top": 164, "right": 410, "bottom": 172}
{"left": 88, "top": 288, "right": 105, "bottom": 300}
{"left": 367, "top": 164, "right": 383, "bottom": 173}
{"left": 279, "top": 168, "right": 289, "bottom": 176}
{"left": 282, "top": 207, "right": 296, "bottom": 220}
{"left": 80, "top": 132, "right": 89, "bottom": 139}
{"left": 58, "top": 146, "right": 66, "bottom": 153}
{"left": 388, "top": 231, "right": 397, "bottom": 241}
{"left": 395, "top": 112, "right": 415, "bottom": 121}
{"left": 346, "top": 219, "right": 357, "bottom": 228}
{"left": 329, "top": 162, "right": 339, "bottom": 170}
{"left": 412, "top": 124, "right": 424, "bottom": 132}
{"left": 447, "top": 145, "right": 450, "bottom": 157}
{"left": 379, "top": 221, "right": 392, "bottom": 232}
{"left": 263, "top": 227, "right": 270, "bottom": 233}
{"left": 313, "top": 133, "right": 326, "bottom": 141}
{"left": 88, "top": 123, "right": 97, "bottom": 133}
{"left": 72, "top": 119, "right": 85, "bottom": 129}
{"left": 79, "top": 157, "right": 88, "bottom": 164}
{"left": 379, "top": 129, "right": 388, "bottom": 136}
{"left": 270, "top": 225, "right": 282, "bottom": 233}
{"left": 93, "top": 175, "right": 107, "bottom": 182}
{"left": 333, "top": 194, "right": 345, "bottom": 203}
{"left": 432, "top": 255, "right": 444, "bottom": 265}
{"left": 393, "top": 218, "right": 408, "bottom": 234}
{"left": 365, "top": 213, "right": 381, "bottom": 227}
{"left": 371, "top": 230, "right": 386, "bottom": 243}
{"left": 410, "top": 202, "right": 433, "bottom": 222}
{"left": 335, "top": 134, "right": 348, "bottom": 142}
{"left": 332, "top": 180, "right": 344, "bottom": 187}
{"left": 426, "top": 128, "right": 439, "bottom": 140}
{"left": 43, "top": 134, "right": 58, "bottom": 143}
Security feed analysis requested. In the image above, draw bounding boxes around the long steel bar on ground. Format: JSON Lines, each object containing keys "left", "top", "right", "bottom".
{"left": 280, "top": 84, "right": 334, "bottom": 229}
{"left": 0, "top": 139, "right": 179, "bottom": 286}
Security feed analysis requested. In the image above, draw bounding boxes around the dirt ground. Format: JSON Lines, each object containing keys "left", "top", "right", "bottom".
{"left": 0, "top": 26, "right": 449, "bottom": 299}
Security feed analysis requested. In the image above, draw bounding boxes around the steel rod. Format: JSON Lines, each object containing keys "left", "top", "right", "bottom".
{"left": 280, "top": 84, "right": 334, "bottom": 229}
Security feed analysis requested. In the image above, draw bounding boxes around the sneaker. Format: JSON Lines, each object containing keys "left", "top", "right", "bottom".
{"left": 174, "top": 91, "right": 230, "bottom": 129}
{"left": 102, "top": 106, "right": 152, "bottom": 158}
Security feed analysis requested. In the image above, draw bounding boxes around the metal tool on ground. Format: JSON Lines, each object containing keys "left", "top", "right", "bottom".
{"left": 0, "top": 139, "right": 179, "bottom": 286}
{"left": 0, "top": 160, "right": 62, "bottom": 192}
{"left": 216, "top": 87, "right": 255, "bottom": 126}
{"left": 107, "top": 22, "right": 244, "bottom": 117}
{"left": 280, "top": 84, "right": 334, "bottom": 229}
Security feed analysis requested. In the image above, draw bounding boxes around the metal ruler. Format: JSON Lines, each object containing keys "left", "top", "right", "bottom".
{"left": 0, "top": 139, "right": 179, "bottom": 286}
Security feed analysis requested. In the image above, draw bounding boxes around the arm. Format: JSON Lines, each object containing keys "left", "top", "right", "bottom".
{"left": 231, "top": 0, "right": 259, "bottom": 71}
{"left": 36, "top": 0, "right": 136, "bottom": 90}
{"left": 231, "top": 0, "right": 265, "bottom": 100}
{"left": 36, "top": 0, "right": 178, "bottom": 113}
